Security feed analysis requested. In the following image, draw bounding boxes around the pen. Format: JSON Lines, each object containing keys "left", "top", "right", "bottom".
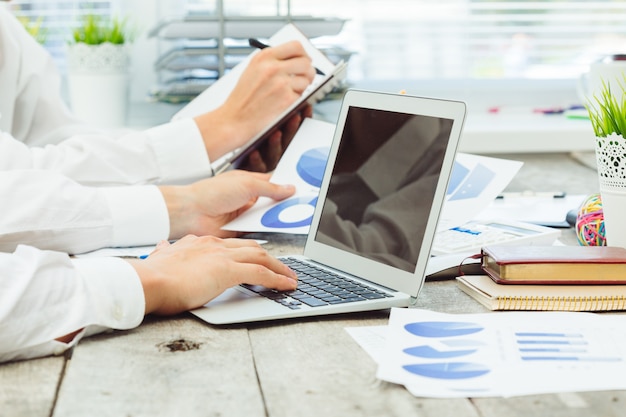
{"left": 138, "top": 240, "right": 267, "bottom": 259}
{"left": 496, "top": 191, "right": 567, "bottom": 199}
{"left": 248, "top": 38, "right": 325, "bottom": 76}
{"left": 533, "top": 105, "right": 586, "bottom": 115}
{"left": 566, "top": 113, "right": 590, "bottom": 120}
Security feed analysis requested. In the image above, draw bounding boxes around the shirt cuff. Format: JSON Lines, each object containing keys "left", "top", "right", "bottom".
{"left": 71, "top": 256, "right": 145, "bottom": 331}
{"left": 101, "top": 185, "right": 170, "bottom": 247}
{"left": 145, "top": 119, "right": 213, "bottom": 183}
{"left": 0, "top": 257, "right": 146, "bottom": 363}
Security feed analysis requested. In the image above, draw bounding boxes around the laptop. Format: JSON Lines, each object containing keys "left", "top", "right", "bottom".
{"left": 190, "top": 89, "right": 466, "bottom": 324}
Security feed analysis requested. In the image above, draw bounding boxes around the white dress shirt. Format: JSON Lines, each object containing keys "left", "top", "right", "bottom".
{"left": 0, "top": 245, "right": 145, "bottom": 362}
{"left": 0, "top": 8, "right": 213, "bottom": 185}
{"left": 0, "top": 170, "right": 169, "bottom": 362}
{"left": 0, "top": 170, "right": 169, "bottom": 254}
{"left": 0, "top": 8, "right": 241, "bottom": 362}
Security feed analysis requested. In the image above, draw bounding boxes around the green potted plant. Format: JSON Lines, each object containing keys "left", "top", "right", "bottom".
{"left": 586, "top": 76, "right": 626, "bottom": 248}
{"left": 66, "top": 14, "right": 133, "bottom": 127}
{"left": 71, "top": 14, "right": 127, "bottom": 45}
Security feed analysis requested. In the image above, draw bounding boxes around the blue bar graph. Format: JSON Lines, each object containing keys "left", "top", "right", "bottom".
{"left": 515, "top": 332, "right": 583, "bottom": 338}
{"left": 519, "top": 348, "right": 587, "bottom": 353}
{"left": 521, "top": 356, "right": 621, "bottom": 362}
{"left": 517, "top": 340, "right": 587, "bottom": 345}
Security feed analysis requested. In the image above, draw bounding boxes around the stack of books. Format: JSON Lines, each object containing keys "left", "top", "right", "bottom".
{"left": 456, "top": 245, "right": 626, "bottom": 311}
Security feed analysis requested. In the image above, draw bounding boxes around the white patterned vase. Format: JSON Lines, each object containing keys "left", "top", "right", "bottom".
{"left": 66, "top": 42, "right": 129, "bottom": 127}
{"left": 595, "top": 133, "right": 626, "bottom": 248}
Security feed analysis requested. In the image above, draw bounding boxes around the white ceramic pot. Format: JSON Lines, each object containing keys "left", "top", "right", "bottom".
{"left": 595, "top": 133, "right": 626, "bottom": 248}
{"left": 66, "top": 42, "right": 129, "bottom": 127}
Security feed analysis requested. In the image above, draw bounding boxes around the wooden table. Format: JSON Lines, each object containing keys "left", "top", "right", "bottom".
{"left": 5, "top": 152, "right": 625, "bottom": 417}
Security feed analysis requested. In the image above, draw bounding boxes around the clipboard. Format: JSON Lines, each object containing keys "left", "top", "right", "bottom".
{"left": 171, "top": 23, "right": 346, "bottom": 173}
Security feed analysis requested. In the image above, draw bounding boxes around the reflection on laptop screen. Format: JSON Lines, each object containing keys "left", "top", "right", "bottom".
{"left": 315, "top": 106, "right": 454, "bottom": 273}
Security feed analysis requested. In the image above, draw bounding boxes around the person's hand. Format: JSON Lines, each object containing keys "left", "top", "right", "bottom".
{"left": 194, "top": 40, "right": 316, "bottom": 163}
{"left": 242, "top": 104, "right": 313, "bottom": 172}
{"left": 159, "top": 170, "right": 296, "bottom": 239}
{"left": 127, "top": 236, "right": 298, "bottom": 315}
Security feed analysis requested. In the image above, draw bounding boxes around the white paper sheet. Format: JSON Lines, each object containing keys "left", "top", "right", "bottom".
{"left": 475, "top": 193, "right": 587, "bottom": 227}
{"left": 73, "top": 239, "right": 267, "bottom": 258}
{"left": 344, "top": 326, "right": 389, "bottom": 364}
{"left": 367, "top": 308, "right": 626, "bottom": 398}
{"left": 222, "top": 117, "right": 336, "bottom": 234}
{"left": 437, "top": 154, "right": 523, "bottom": 231}
{"left": 73, "top": 245, "right": 157, "bottom": 258}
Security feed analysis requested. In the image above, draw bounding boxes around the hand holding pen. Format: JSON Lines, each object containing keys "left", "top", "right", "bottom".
{"left": 249, "top": 38, "right": 325, "bottom": 75}
{"left": 193, "top": 39, "right": 315, "bottom": 172}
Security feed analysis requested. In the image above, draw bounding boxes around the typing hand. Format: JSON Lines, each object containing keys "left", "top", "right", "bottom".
{"left": 128, "top": 236, "right": 298, "bottom": 315}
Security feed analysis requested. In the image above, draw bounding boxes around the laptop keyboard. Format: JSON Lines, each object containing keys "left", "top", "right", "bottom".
{"left": 241, "top": 257, "right": 393, "bottom": 310}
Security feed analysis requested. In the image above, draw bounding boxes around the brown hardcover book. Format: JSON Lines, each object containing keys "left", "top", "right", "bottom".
{"left": 481, "top": 245, "right": 626, "bottom": 284}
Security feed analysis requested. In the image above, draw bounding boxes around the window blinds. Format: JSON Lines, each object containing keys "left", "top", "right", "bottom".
{"left": 182, "top": 0, "right": 626, "bottom": 80}
{"left": 10, "top": 0, "right": 626, "bottom": 80}
{"left": 10, "top": 0, "right": 112, "bottom": 68}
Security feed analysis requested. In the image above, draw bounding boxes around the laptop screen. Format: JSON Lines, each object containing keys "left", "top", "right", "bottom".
{"left": 314, "top": 106, "right": 454, "bottom": 273}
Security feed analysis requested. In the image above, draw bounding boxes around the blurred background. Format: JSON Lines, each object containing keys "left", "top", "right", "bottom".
{"left": 9, "top": 0, "right": 626, "bottom": 152}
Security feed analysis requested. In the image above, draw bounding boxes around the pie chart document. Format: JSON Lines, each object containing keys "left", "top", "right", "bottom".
{"left": 375, "top": 308, "right": 626, "bottom": 398}
{"left": 223, "top": 117, "right": 335, "bottom": 234}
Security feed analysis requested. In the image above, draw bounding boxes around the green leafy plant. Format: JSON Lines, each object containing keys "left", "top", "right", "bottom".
{"left": 71, "top": 14, "right": 130, "bottom": 45}
{"left": 586, "top": 76, "right": 626, "bottom": 138}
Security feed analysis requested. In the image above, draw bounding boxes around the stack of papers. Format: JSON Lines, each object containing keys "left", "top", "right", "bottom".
{"left": 222, "top": 118, "right": 525, "bottom": 235}
{"left": 475, "top": 193, "right": 587, "bottom": 228}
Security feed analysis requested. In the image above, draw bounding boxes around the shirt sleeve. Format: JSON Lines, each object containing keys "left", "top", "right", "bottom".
{"left": 0, "top": 170, "right": 169, "bottom": 254}
{"left": 0, "top": 119, "right": 212, "bottom": 187}
{"left": 0, "top": 245, "right": 145, "bottom": 363}
{"left": 0, "top": 10, "right": 213, "bottom": 186}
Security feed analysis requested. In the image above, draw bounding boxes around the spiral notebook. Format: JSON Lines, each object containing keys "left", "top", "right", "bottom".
{"left": 457, "top": 275, "right": 626, "bottom": 311}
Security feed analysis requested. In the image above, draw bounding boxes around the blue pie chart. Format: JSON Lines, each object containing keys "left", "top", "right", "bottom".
{"left": 296, "top": 147, "right": 329, "bottom": 187}
{"left": 261, "top": 196, "right": 318, "bottom": 228}
{"left": 404, "top": 321, "right": 483, "bottom": 338}
{"left": 403, "top": 362, "right": 490, "bottom": 380}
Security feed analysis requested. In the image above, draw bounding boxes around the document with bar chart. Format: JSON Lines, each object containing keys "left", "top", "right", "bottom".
{"left": 376, "top": 308, "right": 626, "bottom": 398}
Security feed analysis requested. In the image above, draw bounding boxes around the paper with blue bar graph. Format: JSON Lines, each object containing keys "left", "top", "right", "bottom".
{"left": 375, "top": 308, "right": 626, "bottom": 398}
{"left": 436, "top": 153, "right": 523, "bottom": 231}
